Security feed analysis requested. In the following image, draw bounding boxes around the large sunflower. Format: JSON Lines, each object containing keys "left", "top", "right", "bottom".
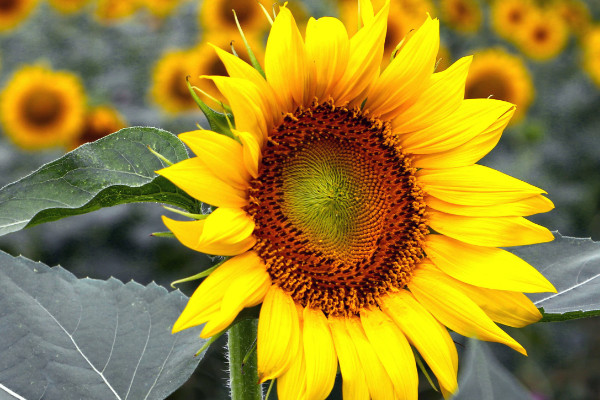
{"left": 160, "top": 3, "right": 555, "bottom": 399}
{"left": 0, "top": 64, "right": 86, "bottom": 150}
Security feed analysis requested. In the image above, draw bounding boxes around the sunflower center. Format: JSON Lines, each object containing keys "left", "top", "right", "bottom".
{"left": 22, "top": 89, "right": 63, "bottom": 127}
{"left": 0, "top": 0, "right": 18, "bottom": 12}
{"left": 247, "top": 101, "right": 428, "bottom": 316}
{"left": 466, "top": 73, "right": 511, "bottom": 102}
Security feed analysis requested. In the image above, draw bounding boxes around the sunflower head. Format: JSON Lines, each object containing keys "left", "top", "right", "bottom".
{"left": 491, "top": 0, "right": 534, "bottom": 42}
{"left": 0, "top": 0, "right": 38, "bottom": 32}
{"left": 439, "top": 0, "right": 482, "bottom": 33}
{"left": 0, "top": 64, "right": 86, "bottom": 150}
{"left": 516, "top": 6, "right": 569, "bottom": 61}
{"left": 68, "top": 105, "right": 127, "bottom": 150}
{"left": 159, "top": 3, "right": 556, "bottom": 399}
{"left": 583, "top": 26, "right": 600, "bottom": 87}
{"left": 48, "top": 0, "right": 90, "bottom": 14}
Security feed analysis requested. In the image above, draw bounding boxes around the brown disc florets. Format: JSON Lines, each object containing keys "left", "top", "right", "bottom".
{"left": 246, "top": 100, "right": 428, "bottom": 317}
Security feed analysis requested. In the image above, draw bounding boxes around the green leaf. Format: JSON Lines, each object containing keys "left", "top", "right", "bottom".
{"left": 451, "top": 339, "right": 533, "bottom": 400}
{"left": 511, "top": 232, "right": 600, "bottom": 322}
{"left": 0, "top": 250, "right": 205, "bottom": 400}
{"left": 0, "top": 126, "right": 200, "bottom": 237}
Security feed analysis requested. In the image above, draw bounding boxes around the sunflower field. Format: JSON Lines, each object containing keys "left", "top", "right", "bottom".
{"left": 0, "top": 0, "right": 600, "bottom": 399}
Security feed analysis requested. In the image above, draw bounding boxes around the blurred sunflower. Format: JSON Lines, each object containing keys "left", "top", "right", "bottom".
{"left": 465, "top": 48, "right": 534, "bottom": 124}
{"left": 140, "top": 0, "right": 181, "bottom": 18}
{"left": 198, "top": 0, "right": 270, "bottom": 36}
{"left": 436, "top": 43, "right": 452, "bottom": 71}
{"left": 150, "top": 49, "right": 203, "bottom": 114}
{"left": 0, "top": 0, "right": 38, "bottom": 32}
{"left": 439, "top": 0, "right": 482, "bottom": 34}
{"left": 491, "top": 0, "right": 534, "bottom": 42}
{"left": 94, "top": 0, "right": 139, "bottom": 24}
{"left": 191, "top": 33, "right": 265, "bottom": 109}
{"left": 582, "top": 26, "right": 600, "bottom": 87}
{"left": 556, "top": 0, "right": 591, "bottom": 38}
{"left": 160, "top": 3, "right": 555, "bottom": 399}
{"left": 48, "top": 0, "right": 90, "bottom": 14}
{"left": 340, "top": 0, "right": 435, "bottom": 64}
{"left": 516, "top": 6, "right": 568, "bottom": 62}
{"left": 68, "top": 105, "right": 127, "bottom": 150}
{"left": 0, "top": 65, "right": 86, "bottom": 150}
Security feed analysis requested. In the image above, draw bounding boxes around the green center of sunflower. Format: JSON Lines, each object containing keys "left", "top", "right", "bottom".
{"left": 247, "top": 101, "right": 428, "bottom": 317}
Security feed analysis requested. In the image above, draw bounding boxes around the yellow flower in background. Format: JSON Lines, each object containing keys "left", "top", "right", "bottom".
{"left": 516, "top": 6, "right": 569, "bottom": 62}
{"left": 191, "top": 33, "right": 265, "bottom": 109}
{"left": 68, "top": 105, "right": 127, "bottom": 150}
{"left": 465, "top": 48, "right": 534, "bottom": 124}
{"left": 339, "top": 0, "right": 435, "bottom": 64}
{"left": 150, "top": 48, "right": 203, "bottom": 114}
{"left": 48, "top": 0, "right": 90, "bottom": 14}
{"left": 556, "top": 0, "right": 591, "bottom": 38}
{"left": 491, "top": 0, "right": 534, "bottom": 43}
{"left": 583, "top": 26, "right": 600, "bottom": 87}
{"left": 0, "top": 65, "right": 86, "bottom": 150}
{"left": 0, "top": 0, "right": 38, "bottom": 32}
{"left": 198, "top": 0, "right": 269, "bottom": 35}
{"left": 436, "top": 43, "right": 452, "bottom": 71}
{"left": 159, "top": 3, "right": 556, "bottom": 399}
{"left": 140, "top": 0, "right": 181, "bottom": 18}
{"left": 94, "top": 0, "right": 140, "bottom": 24}
{"left": 440, "top": 0, "right": 482, "bottom": 34}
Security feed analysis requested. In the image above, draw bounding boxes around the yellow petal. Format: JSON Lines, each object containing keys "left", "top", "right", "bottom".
{"left": 425, "top": 234, "right": 556, "bottom": 292}
{"left": 234, "top": 129, "right": 261, "bottom": 179}
{"left": 449, "top": 280, "right": 543, "bottom": 328}
{"left": 359, "top": 0, "right": 375, "bottom": 25}
{"left": 427, "top": 210, "right": 555, "bottom": 247}
{"left": 412, "top": 106, "right": 514, "bottom": 168}
{"left": 332, "top": 3, "right": 389, "bottom": 105}
{"left": 365, "top": 16, "right": 439, "bottom": 118}
{"left": 305, "top": 16, "right": 350, "bottom": 100}
{"left": 265, "top": 6, "right": 312, "bottom": 110}
{"left": 258, "top": 286, "right": 300, "bottom": 382}
{"left": 381, "top": 291, "right": 458, "bottom": 395}
{"left": 391, "top": 56, "right": 472, "bottom": 132}
{"left": 207, "top": 76, "right": 269, "bottom": 146}
{"left": 425, "top": 194, "right": 555, "bottom": 217}
{"left": 400, "top": 99, "right": 514, "bottom": 154}
{"left": 417, "top": 164, "right": 547, "bottom": 206}
{"left": 210, "top": 44, "right": 282, "bottom": 125}
{"left": 200, "top": 262, "right": 271, "bottom": 338}
{"left": 303, "top": 307, "right": 337, "bottom": 400}
{"left": 329, "top": 317, "right": 370, "bottom": 400}
{"left": 345, "top": 317, "right": 396, "bottom": 400}
{"left": 408, "top": 262, "right": 527, "bottom": 355}
{"left": 179, "top": 130, "right": 251, "bottom": 189}
{"left": 361, "top": 308, "right": 418, "bottom": 400}
{"left": 277, "top": 324, "right": 307, "bottom": 400}
{"left": 172, "top": 251, "right": 263, "bottom": 332}
{"left": 162, "top": 208, "right": 256, "bottom": 256}
{"left": 156, "top": 157, "right": 247, "bottom": 208}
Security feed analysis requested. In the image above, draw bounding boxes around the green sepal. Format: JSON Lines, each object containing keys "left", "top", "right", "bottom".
{"left": 186, "top": 77, "right": 235, "bottom": 138}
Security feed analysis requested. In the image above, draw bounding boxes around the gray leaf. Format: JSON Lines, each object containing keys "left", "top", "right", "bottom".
{"left": 451, "top": 340, "right": 533, "bottom": 400}
{"left": 0, "top": 251, "right": 204, "bottom": 400}
{"left": 511, "top": 232, "right": 600, "bottom": 321}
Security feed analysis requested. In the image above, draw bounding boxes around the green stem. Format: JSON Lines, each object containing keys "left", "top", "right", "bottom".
{"left": 228, "top": 319, "right": 263, "bottom": 400}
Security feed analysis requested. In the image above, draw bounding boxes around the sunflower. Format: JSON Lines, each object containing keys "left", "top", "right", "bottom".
{"left": 0, "top": 65, "right": 86, "bottom": 150}
{"left": 159, "top": 3, "right": 555, "bottom": 399}
{"left": 556, "top": 0, "right": 591, "bottom": 38}
{"left": 516, "top": 6, "right": 569, "bottom": 62}
{"left": 150, "top": 48, "right": 204, "bottom": 114}
{"left": 490, "top": 0, "right": 534, "bottom": 43}
{"left": 140, "top": 0, "right": 181, "bottom": 18}
{"left": 465, "top": 48, "right": 534, "bottom": 124}
{"left": 0, "top": 0, "right": 38, "bottom": 32}
{"left": 582, "top": 26, "right": 600, "bottom": 87}
{"left": 439, "top": 0, "right": 481, "bottom": 33}
{"left": 94, "top": 0, "right": 139, "bottom": 23}
{"left": 48, "top": 0, "right": 90, "bottom": 14}
{"left": 198, "top": 0, "right": 270, "bottom": 36}
{"left": 68, "top": 105, "right": 127, "bottom": 150}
